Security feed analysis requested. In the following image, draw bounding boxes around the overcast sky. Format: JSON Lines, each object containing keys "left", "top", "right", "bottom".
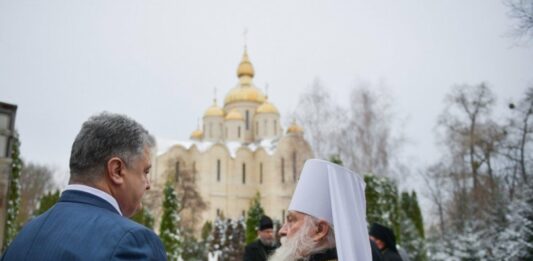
{"left": 2, "top": 0, "right": 532, "bottom": 189}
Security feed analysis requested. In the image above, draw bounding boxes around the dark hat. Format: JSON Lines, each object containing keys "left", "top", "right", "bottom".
{"left": 258, "top": 215, "right": 273, "bottom": 231}
{"left": 369, "top": 223, "right": 398, "bottom": 253}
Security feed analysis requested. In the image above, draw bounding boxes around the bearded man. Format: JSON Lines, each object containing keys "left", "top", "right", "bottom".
{"left": 270, "top": 159, "right": 372, "bottom": 261}
{"left": 243, "top": 215, "right": 279, "bottom": 261}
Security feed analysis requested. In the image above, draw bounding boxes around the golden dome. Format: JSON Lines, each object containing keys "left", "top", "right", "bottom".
{"left": 287, "top": 121, "right": 303, "bottom": 134}
{"left": 224, "top": 85, "right": 266, "bottom": 105}
{"left": 190, "top": 129, "right": 203, "bottom": 140}
{"left": 204, "top": 100, "right": 224, "bottom": 117}
{"left": 224, "top": 48, "right": 266, "bottom": 105}
{"left": 225, "top": 109, "right": 244, "bottom": 121}
{"left": 256, "top": 98, "right": 279, "bottom": 114}
{"left": 237, "top": 49, "right": 254, "bottom": 78}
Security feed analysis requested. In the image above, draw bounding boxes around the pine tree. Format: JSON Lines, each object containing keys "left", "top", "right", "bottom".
{"left": 159, "top": 182, "right": 182, "bottom": 260}
{"left": 34, "top": 189, "right": 60, "bottom": 216}
{"left": 130, "top": 205, "right": 155, "bottom": 229}
{"left": 494, "top": 184, "right": 533, "bottom": 260}
{"left": 3, "top": 134, "right": 23, "bottom": 251}
{"left": 399, "top": 192, "right": 427, "bottom": 261}
{"left": 452, "top": 220, "right": 487, "bottom": 260}
{"left": 208, "top": 215, "right": 224, "bottom": 258}
{"left": 408, "top": 191, "right": 425, "bottom": 239}
{"left": 364, "top": 175, "right": 400, "bottom": 236}
{"left": 245, "top": 192, "right": 264, "bottom": 244}
{"left": 223, "top": 218, "right": 246, "bottom": 260}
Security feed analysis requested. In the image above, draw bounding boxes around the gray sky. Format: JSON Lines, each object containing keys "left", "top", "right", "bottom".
{"left": 2, "top": 0, "right": 532, "bottom": 189}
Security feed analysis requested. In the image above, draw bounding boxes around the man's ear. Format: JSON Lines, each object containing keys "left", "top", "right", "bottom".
{"left": 107, "top": 157, "right": 125, "bottom": 185}
{"left": 312, "top": 220, "right": 330, "bottom": 242}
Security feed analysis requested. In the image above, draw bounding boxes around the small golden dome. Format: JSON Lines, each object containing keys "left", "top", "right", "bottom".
{"left": 287, "top": 121, "right": 303, "bottom": 134}
{"left": 256, "top": 98, "right": 279, "bottom": 114}
{"left": 204, "top": 100, "right": 224, "bottom": 117}
{"left": 190, "top": 129, "right": 203, "bottom": 140}
{"left": 225, "top": 109, "right": 244, "bottom": 121}
{"left": 237, "top": 49, "right": 254, "bottom": 78}
{"left": 224, "top": 86, "right": 266, "bottom": 105}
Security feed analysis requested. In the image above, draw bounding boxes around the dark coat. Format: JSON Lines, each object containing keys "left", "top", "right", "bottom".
{"left": 370, "top": 239, "right": 383, "bottom": 261}
{"left": 305, "top": 248, "right": 338, "bottom": 261}
{"left": 243, "top": 239, "right": 278, "bottom": 261}
{"left": 381, "top": 248, "right": 403, "bottom": 261}
{"left": 2, "top": 190, "right": 166, "bottom": 261}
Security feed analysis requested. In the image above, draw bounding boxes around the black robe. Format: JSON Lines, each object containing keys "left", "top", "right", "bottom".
{"left": 243, "top": 239, "right": 278, "bottom": 261}
{"left": 381, "top": 248, "right": 403, "bottom": 261}
{"left": 303, "top": 248, "right": 338, "bottom": 261}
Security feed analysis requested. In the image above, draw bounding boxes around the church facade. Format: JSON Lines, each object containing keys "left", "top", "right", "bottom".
{"left": 151, "top": 48, "right": 313, "bottom": 232}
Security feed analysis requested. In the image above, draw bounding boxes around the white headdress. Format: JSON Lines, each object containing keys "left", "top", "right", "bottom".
{"left": 288, "top": 159, "right": 372, "bottom": 261}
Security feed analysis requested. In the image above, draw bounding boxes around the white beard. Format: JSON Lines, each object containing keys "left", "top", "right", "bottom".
{"left": 268, "top": 227, "right": 317, "bottom": 261}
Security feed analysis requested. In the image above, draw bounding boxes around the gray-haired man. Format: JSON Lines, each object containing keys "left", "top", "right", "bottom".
{"left": 2, "top": 112, "right": 167, "bottom": 260}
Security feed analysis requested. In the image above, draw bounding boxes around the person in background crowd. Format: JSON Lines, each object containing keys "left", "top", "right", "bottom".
{"left": 369, "top": 223, "right": 403, "bottom": 261}
{"left": 243, "top": 215, "right": 279, "bottom": 261}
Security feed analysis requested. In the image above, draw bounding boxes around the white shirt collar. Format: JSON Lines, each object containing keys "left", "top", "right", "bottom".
{"left": 64, "top": 184, "right": 123, "bottom": 216}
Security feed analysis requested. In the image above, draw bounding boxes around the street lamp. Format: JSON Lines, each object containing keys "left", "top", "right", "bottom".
{"left": 0, "top": 101, "right": 17, "bottom": 250}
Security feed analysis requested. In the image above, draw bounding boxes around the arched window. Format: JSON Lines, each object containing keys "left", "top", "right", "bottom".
{"left": 264, "top": 120, "right": 268, "bottom": 136}
{"left": 245, "top": 110, "right": 250, "bottom": 130}
{"left": 192, "top": 161, "right": 196, "bottom": 183}
{"left": 216, "top": 159, "right": 221, "bottom": 182}
{"left": 238, "top": 126, "right": 241, "bottom": 138}
{"left": 292, "top": 151, "right": 297, "bottom": 181}
{"left": 259, "top": 162, "right": 263, "bottom": 184}
{"left": 255, "top": 121, "right": 259, "bottom": 135}
{"left": 281, "top": 157, "right": 285, "bottom": 183}
{"left": 209, "top": 122, "right": 213, "bottom": 138}
{"left": 242, "top": 163, "right": 246, "bottom": 184}
{"left": 274, "top": 120, "right": 277, "bottom": 135}
{"left": 175, "top": 161, "right": 180, "bottom": 182}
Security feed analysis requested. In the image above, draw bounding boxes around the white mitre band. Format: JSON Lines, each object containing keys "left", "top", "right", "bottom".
{"left": 288, "top": 159, "right": 372, "bottom": 261}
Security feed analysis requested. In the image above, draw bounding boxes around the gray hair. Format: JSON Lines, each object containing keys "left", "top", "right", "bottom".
{"left": 304, "top": 215, "right": 336, "bottom": 252}
{"left": 69, "top": 112, "right": 155, "bottom": 181}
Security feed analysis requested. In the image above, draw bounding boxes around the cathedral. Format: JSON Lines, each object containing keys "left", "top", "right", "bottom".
{"left": 151, "top": 47, "right": 313, "bottom": 232}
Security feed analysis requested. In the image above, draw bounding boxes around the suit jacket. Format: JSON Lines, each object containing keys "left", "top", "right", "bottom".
{"left": 243, "top": 239, "right": 277, "bottom": 261}
{"left": 2, "top": 190, "right": 166, "bottom": 261}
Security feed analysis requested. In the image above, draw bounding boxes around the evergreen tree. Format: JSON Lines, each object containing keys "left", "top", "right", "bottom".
{"left": 452, "top": 220, "right": 488, "bottom": 260}
{"left": 399, "top": 192, "right": 427, "bottom": 261}
{"left": 3, "top": 134, "right": 23, "bottom": 251}
{"left": 159, "top": 182, "right": 182, "bottom": 260}
{"left": 245, "top": 192, "right": 264, "bottom": 244}
{"left": 364, "top": 175, "right": 400, "bottom": 236}
{"left": 130, "top": 205, "right": 155, "bottom": 229}
{"left": 408, "top": 191, "right": 425, "bottom": 239}
{"left": 494, "top": 184, "right": 533, "bottom": 260}
{"left": 208, "top": 215, "right": 225, "bottom": 258}
{"left": 232, "top": 217, "right": 246, "bottom": 259}
{"left": 34, "top": 189, "right": 60, "bottom": 216}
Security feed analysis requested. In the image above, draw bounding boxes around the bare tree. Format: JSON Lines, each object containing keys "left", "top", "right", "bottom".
{"left": 421, "top": 163, "right": 451, "bottom": 236}
{"left": 18, "top": 162, "right": 57, "bottom": 224}
{"left": 292, "top": 78, "right": 343, "bottom": 159}
{"left": 502, "top": 87, "right": 533, "bottom": 198}
{"left": 167, "top": 159, "right": 207, "bottom": 230}
{"left": 438, "top": 83, "right": 496, "bottom": 191}
{"left": 338, "top": 85, "right": 404, "bottom": 178}
{"left": 504, "top": 0, "right": 533, "bottom": 41}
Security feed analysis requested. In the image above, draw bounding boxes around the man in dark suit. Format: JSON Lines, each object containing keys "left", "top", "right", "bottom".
{"left": 243, "top": 215, "right": 278, "bottom": 261}
{"left": 2, "top": 112, "right": 167, "bottom": 260}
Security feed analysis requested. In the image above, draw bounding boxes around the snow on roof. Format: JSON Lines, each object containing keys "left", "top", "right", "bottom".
{"left": 156, "top": 137, "right": 279, "bottom": 158}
